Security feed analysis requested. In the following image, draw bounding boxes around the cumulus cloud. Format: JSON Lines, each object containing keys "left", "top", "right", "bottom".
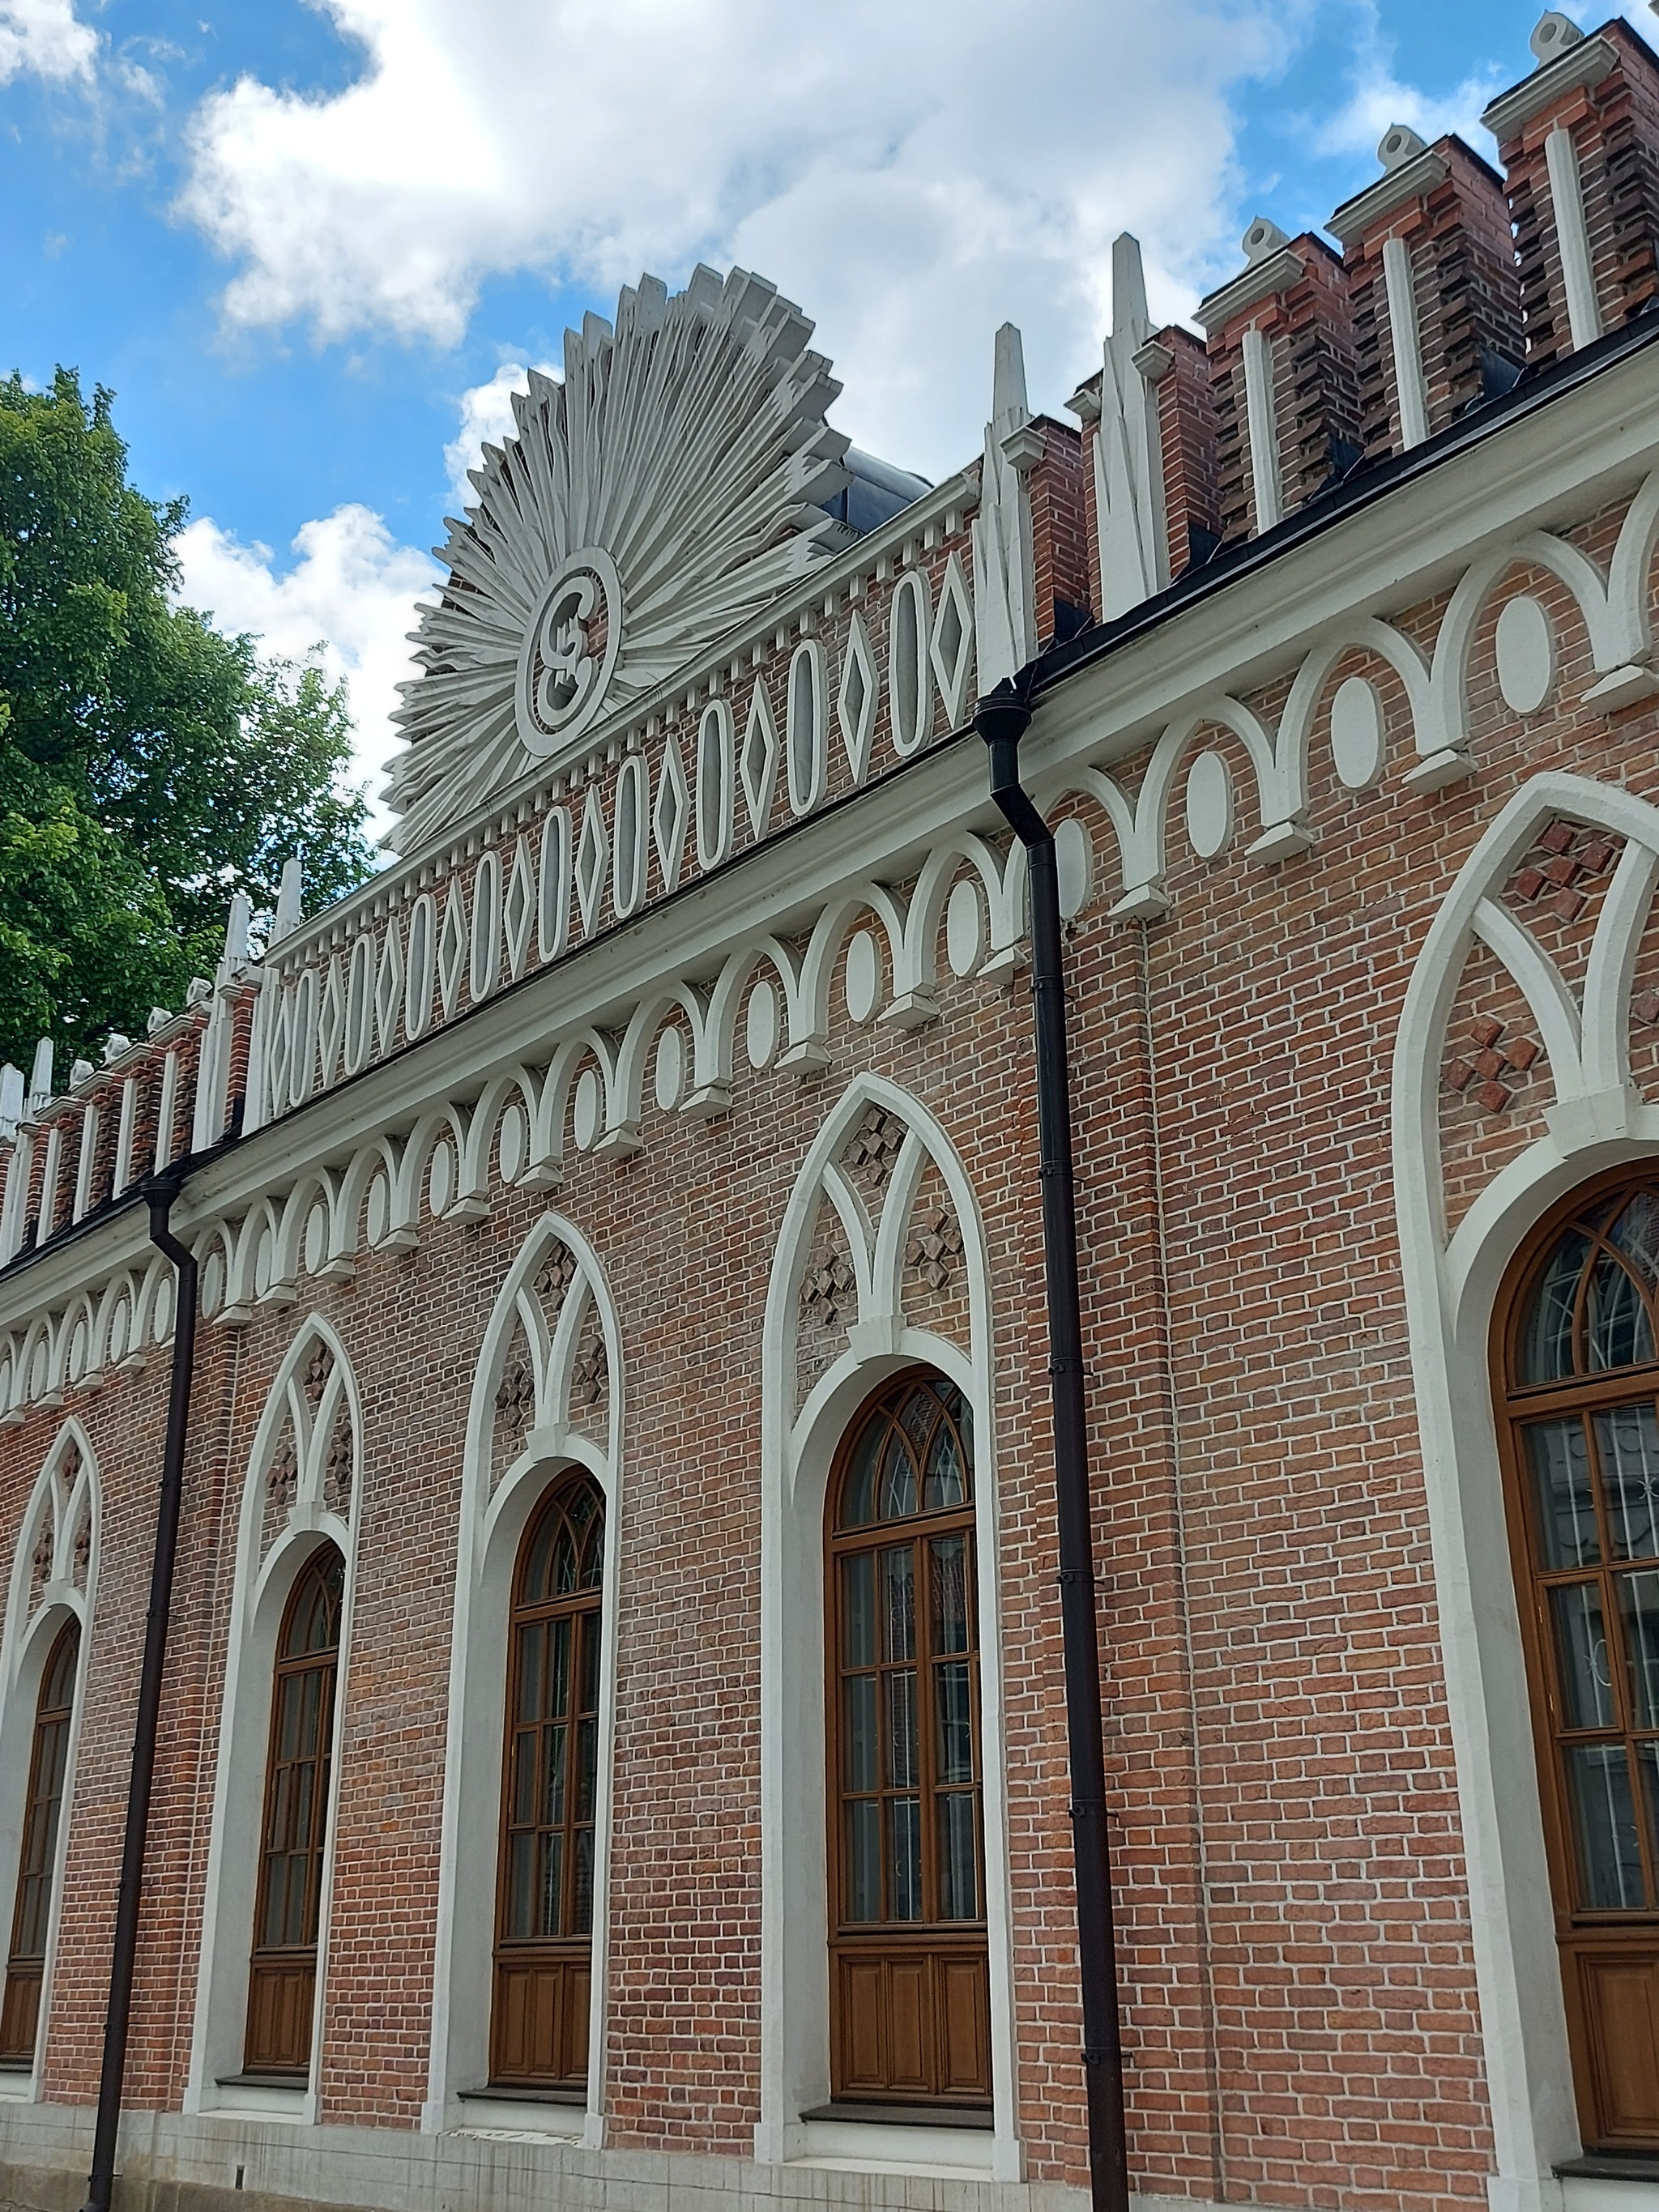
{"left": 173, "top": 505, "right": 441, "bottom": 831}
{"left": 177, "top": 0, "right": 1303, "bottom": 475}
{"left": 442, "top": 359, "right": 557, "bottom": 506}
{"left": 0, "top": 0, "right": 97, "bottom": 87}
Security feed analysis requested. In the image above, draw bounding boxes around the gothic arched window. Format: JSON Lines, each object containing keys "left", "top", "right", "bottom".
{"left": 0, "top": 1621, "right": 79, "bottom": 2065}
{"left": 244, "top": 1545, "right": 343, "bottom": 2077}
{"left": 826, "top": 1371, "right": 990, "bottom": 2108}
{"left": 1502, "top": 1175, "right": 1659, "bottom": 2152}
{"left": 492, "top": 1472, "right": 605, "bottom": 2091}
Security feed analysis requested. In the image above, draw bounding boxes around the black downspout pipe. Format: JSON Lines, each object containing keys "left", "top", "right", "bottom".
{"left": 976, "top": 677, "right": 1129, "bottom": 2212}
{"left": 83, "top": 1178, "right": 199, "bottom": 2212}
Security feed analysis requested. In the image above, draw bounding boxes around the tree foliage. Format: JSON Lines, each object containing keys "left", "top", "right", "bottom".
{"left": 0, "top": 367, "right": 374, "bottom": 1072}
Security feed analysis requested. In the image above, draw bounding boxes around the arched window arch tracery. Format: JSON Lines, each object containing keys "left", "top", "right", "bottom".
{"left": 0, "top": 1620, "right": 79, "bottom": 2064}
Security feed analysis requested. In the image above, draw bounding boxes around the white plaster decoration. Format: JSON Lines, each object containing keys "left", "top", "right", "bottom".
{"left": 318, "top": 959, "right": 345, "bottom": 1091}
{"left": 1544, "top": 125, "right": 1604, "bottom": 352}
{"left": 1382, "top": 234, "right": 1431, "bottom": 451}
{"left": 1185, "top": 753, "right": 1236, "bottom": 859}
{"left": 1056, "top": 817, "right": 1093, "bottom": 920}
{"left": 843, "top": 930, "right": 880, "bottom": 1025}
{"left": 1330, "top": 676, "right": 1388, "bottom": 791}
{"left": 1093, "top": 233, "right": 1169, "bottom": 618}
{"left": 427, "top": 1216, "right": 622, "bottom": 2146}
{"left": 612, "top": 753, "right": 649, "bottom": 920}
{"left": 469, "top": 850, "right": 501, "bottom": 1004}
{"left": 652, "top": 732, "right": 690, "bottom": 896}
{"left": 576, "top": 788, "right": 610, "bottom": 936}
{"left": 786, "top": 640, "right": 830, "bottom": 817}
{"left": 1496, "top": 595, "right": 1557, "bottom": 716}
{"left": 538, "top": 806, "right": 573, "bottom": 963}
{"left": 740, "top": 682, "right": 780, "bottom": 838}
{"left": 375, "top": 923, "right": 404, "bottom": 1059}
{"left": 497, "top": 1104, "right": 527, "bottom": 1185}
{"left": 930, "top": 551, "right": 977, "bottom": 731}
{"left": 945, "top": 877, "right": 985, "bottom": 979}
{"left": 184, "top": 1322, "right": 361, "bottom": 2124}
{"left": 292, "top": 969, "right": 321, "bottom": 1112}
{"left": 113, "top": 1078, "right": 136, "bottom": 1199}
{"left": 756, "top": 1078, "right": 1017, "bottom": 2180}
{"left": 653, "top": 1025, "right": 684, "bottom": 1112}
{"left": 1241, "top": 324, "right": 1284, "bottom": 534}
{"left": 887, "top": 569, "right": 932, "bottom": 757}
{"left": 429, "top": 1138, "right": 455, "bottom": 1218}
{"left": 695, "top": 701, "right": 736, "bottom": 874}
{"left": 505, "top": 837, "right": 535, "bottom": 980}
{"left": 388, "top": 268, "right": 850, "bottom": 855}
{"left": 405, "top": 894, "right": 436, "bottom": 1042}
{"left": 438, "top": 885, "right": 468, "bottom": 1023}
{"left": 745, "top": 978, "right": 779, "bottom": 1071}
{"left": 572, "top": 1066, "right": 602, "bottom": 1153}
{"left": 972, "top": 323, "right": 1039, "bottom": 693}
{"left": 1392, "top": 772, "right": 1659, "bottom": 2212}
{"left": 838, "top": 612, "right": 879, "bottom": 786}
{"left": 0, "top": 1422, "right": 96, "bottom": 2107}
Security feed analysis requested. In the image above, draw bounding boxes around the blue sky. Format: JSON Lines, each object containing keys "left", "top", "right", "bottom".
{"left": 0, "top": 0, "right": 1634, "bottom": 820}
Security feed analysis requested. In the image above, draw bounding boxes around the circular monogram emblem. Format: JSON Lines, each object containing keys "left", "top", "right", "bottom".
{"left": 514, "top": 548, "right": 625, "bottom": 757}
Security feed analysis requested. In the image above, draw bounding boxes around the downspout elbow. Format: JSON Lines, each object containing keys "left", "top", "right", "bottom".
{"left": 974, "top": 680, "right": 1048, "bottom": 852}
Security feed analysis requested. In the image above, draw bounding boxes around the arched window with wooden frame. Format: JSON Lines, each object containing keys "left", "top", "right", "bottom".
{"left": 826, "top": 1370, "right": 989, "bottom": 2108}
{"left": 1498, "top": 1171, "right": 1659, "bottom": 2154}
{"left": 0, "top": 1621, "right": 79, "bottom": 2065}
{"left": 243, "top": 1545, "right": 343, "bottom": 2078}
{"left": 492, "top": 1471, "right": 605, "bottom": 2092}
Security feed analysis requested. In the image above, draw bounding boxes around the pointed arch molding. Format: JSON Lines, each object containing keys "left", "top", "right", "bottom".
{"left": 1392, "top": 772, "right": 1659, "bottom": 2206}
{"left": 425, "top": 1212, "right": 623, "bottom": 2141}
{"left": 755, "top": 1075, "right": 1021, "bottom": 2178}
{"left": 0, "top": 1419, "right": 97, "bottom": 2099}
{"left": 183, "top": 1315, "right": 364, "bottom": 2120}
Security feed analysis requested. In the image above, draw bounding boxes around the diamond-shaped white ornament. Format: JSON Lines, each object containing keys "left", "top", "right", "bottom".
{"left": 653, "top": 732, "right": 689, "bottom": 893}
{"left": 931, "top": 550, "right": 975, "bottom": 730}
{"left": 375, "top": 919, "right": 404, "bottom": 1055}
{"left": 318, "top": 956, "right": 345, "bottom": 1087}
{"left": 838, "top": 612, "right": 877, "bottom": 784}
{"left": 438, "top": 884, "right": 467, "bottom": 1020}
{"left": 505, "top": 836, "right": 535, "bottom": 978}
{"left": 740, "top": 682, "right": 779, "bottom": 839}
{"left": 576, "top": 786, "right": 610, "bottom": 935}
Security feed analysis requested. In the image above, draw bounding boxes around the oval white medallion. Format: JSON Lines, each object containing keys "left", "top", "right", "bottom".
{"left": 109, "top": 1294, "right": 132, "bottom": 1359}
{"left": 498, "top": 1103, "right": 527, "bottom": 1185}
{"left": 152, "top": 1276, "right": 173, "bottom": 1344}
{"left": 573, "top": 1065, "right": 601, "bottom": 1151}
{"left": 254, "top": 1226, "right": 274, "bottom": 1298}
{"left": 429, "top": 1138, "right": 454, "bottom": 1218}
{"left": 1495, "top": 594, "right": 1555, "bottom": 715}
{"left": 945, "top": 877, "right": 983, "bottom": 978}
{"left": 1329, "top": 676, "right": 1385, "bottom": 791}
{"left": 304, "top": 1202, "right": 328, "bottom": 1276}
{"left": 654, "top": 1025, "right": 684, "bottom": 1112}
{"left": 745, "top": 978, "right": 778, "bottom": 1068}
{"left": 365, "top": 1172, "right": 390, "bottom": 1249}
{"left": 844, "top": 928, "right": 880, "bottom": 1025}
{"left": 1056, "top": 817, "right": 1092, "bottom": 920}
{"left": 1185, "top": 750, "right": 1234, "bottom": 859}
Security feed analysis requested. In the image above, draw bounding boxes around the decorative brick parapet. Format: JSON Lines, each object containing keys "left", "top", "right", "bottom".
{"left": 1026, "top": 416, "right": 1091, "bottom": 640}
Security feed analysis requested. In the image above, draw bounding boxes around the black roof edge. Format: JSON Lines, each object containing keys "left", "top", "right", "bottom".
{"left": 1029, "top": 303, "right": 1659, "bottom": 705}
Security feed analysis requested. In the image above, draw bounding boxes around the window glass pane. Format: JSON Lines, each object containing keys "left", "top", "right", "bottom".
{"left": 888, "top": 1797, "right": 923, "bottom": 1920}
{"left": 1613, "top": 1195, "right": 1659, "bottom": 1294}
{"left": 899, "top": 1386, "right": 936, "bottom": 1450}
{"left": 931, "top": 1535, "right": 970, "bottom": 1655}
{"left": 572, "top": 1827, "right": 595, "bottom": 1936}
{"left": 550, "top": 1616, "right": 572, "bottom": 1720}
{"left": 1565, "top": 1743, "right": 1648, "bottom": 1908}
{"left": 846, "top": 1801, "right": 881, "bottom": 1921}
{"left": 844, "top": 1676, "right": 877, "bottom": 1792}
{"left": 1522, "top": 1228, "right": 1592, "bottom": 1382}
{"left": 936, "top": 1795, "right": 979, "bottom": 1920}
{"left": 1550, "top": 1583, "right": 1617, "bottom": 1728}
{"left": 578, "top": 1613, "right": 600, "bottom": 1713}
{"left": 542, "top": 1724, "right": 567, "bottom": 1827}
{"left": 878, "top": 1434, "right": 917, "bottom": 1521}
{"left": 842, "top": 1554, "right": 875, "bottom": 1669}
{"left": 840, "top": 1421, "right": 882, "bottom": 1528}
{"left": 575, "top": 1718, "right": 598, "bottom": 1824}
{"left": 924, "top": 1421, "right": 967, "bottom": 1511}
{"left": 1637, "top": 1744, "right": 1659, "bottom": 1877}
{"left": 1525, "top": 1419, "right": 1599, "bottom": 1568}
{"left": 881, "top": 1545, "right": 916, "bottom": 1662}
{"left": 1620, "top": 1571, "right": 1659, "bottom": 1728}
{"left": 1588, "top": 1252, "right": 1655, "bottom": 1372}
{"left": 506, "top": 1832, "right": 535, "bottom": 1937}
{"left": 517, "top": 1621, "right": 545, "bottom": 1724}
{"left": 511, "top": 1728, "right": 535, "bottom": 1825}
{"left": 887, "top": 1669, "right": 919, "bottom": 1789}
{"left": 540, "top": 1830, "right": 565, "bottom": 1937}
{"left": 1596, "top": 1404, "right": 1659, "bottom": 1560}
{"left": 935, "top": 1660, "right": 975, "bottom": 1784}
{"left": 553, "top": 1524, "right": 578, "bottom": 1595}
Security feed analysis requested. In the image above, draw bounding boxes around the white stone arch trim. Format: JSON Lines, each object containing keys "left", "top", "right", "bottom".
{"left": 612, "top": 982, "right": 710, "bottom": 1127}
{"left": 0, "top": 1419, "right": 98, "bottom": 2102}
{"left": 1608, "top": 469, "right": 1659, "bottom": 665}
{"left": 1393, "top": 770, "right": 1659, "bottom": 2210}
{"left": 426, "top": 1212, "right": 623, "bottom": 2144}
{"left": 458, "top": 1067, "right": 541, "bottom": 1208}
{"left": 796, "top": 889, "right": 908, "bottom": 1044}
{"left": 756, "top": 1075, "right": 1020, "bottom": 2181}
{"left": 183, "top": 1315, "right": 364, "bottom": 2120}
{"left": 1107, "top": 696, "right": 1279, "bottom": 910}
{"left": 1274, "top": 617, "right": 1431, "bottom": 816}
{"left": 898, "top": 833, "right": 1019, "bottom": 998}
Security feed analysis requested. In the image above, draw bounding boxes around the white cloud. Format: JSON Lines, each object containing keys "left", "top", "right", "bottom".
{"left": 173, "top": 504, "right": 440, "bottom": 834}
{"left": 442, "top": 359, "right": 557, "bottom": 507}
{"left": 0, "top": 0, "right": 97, "bottom": 87}
{"left": 177, "top": 0, "right": 1305, "bottom": 476}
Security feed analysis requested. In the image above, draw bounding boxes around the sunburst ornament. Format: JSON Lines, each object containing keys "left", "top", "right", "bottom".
{"left": 386, "top": 265, "right": 852, "bottom": 855}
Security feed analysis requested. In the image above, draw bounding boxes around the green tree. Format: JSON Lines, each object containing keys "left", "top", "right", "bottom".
{"left": 0, "top": 366, "right": 375, "bottom": 1071}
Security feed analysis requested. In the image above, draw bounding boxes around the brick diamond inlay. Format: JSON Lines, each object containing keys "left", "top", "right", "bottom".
{"left": 1444, "top": 1016, "right": 1543, "bottom": 1115}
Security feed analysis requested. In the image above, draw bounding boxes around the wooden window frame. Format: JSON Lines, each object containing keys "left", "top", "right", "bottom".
{"left": 242, "top": 1545, "right": 343, "bottom": 2079}
{"left": 825, "top": 1368, "right": 991, "bottom": 2109}
{"left": 1495, "top": 1166, "right": 1659, "bottom": 2153}
{"left": 489, "top": 1469, "right": 606, "bottom": 2092}
{"left": 0, "top": 1620, "right": 79, "bottom": 2066}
